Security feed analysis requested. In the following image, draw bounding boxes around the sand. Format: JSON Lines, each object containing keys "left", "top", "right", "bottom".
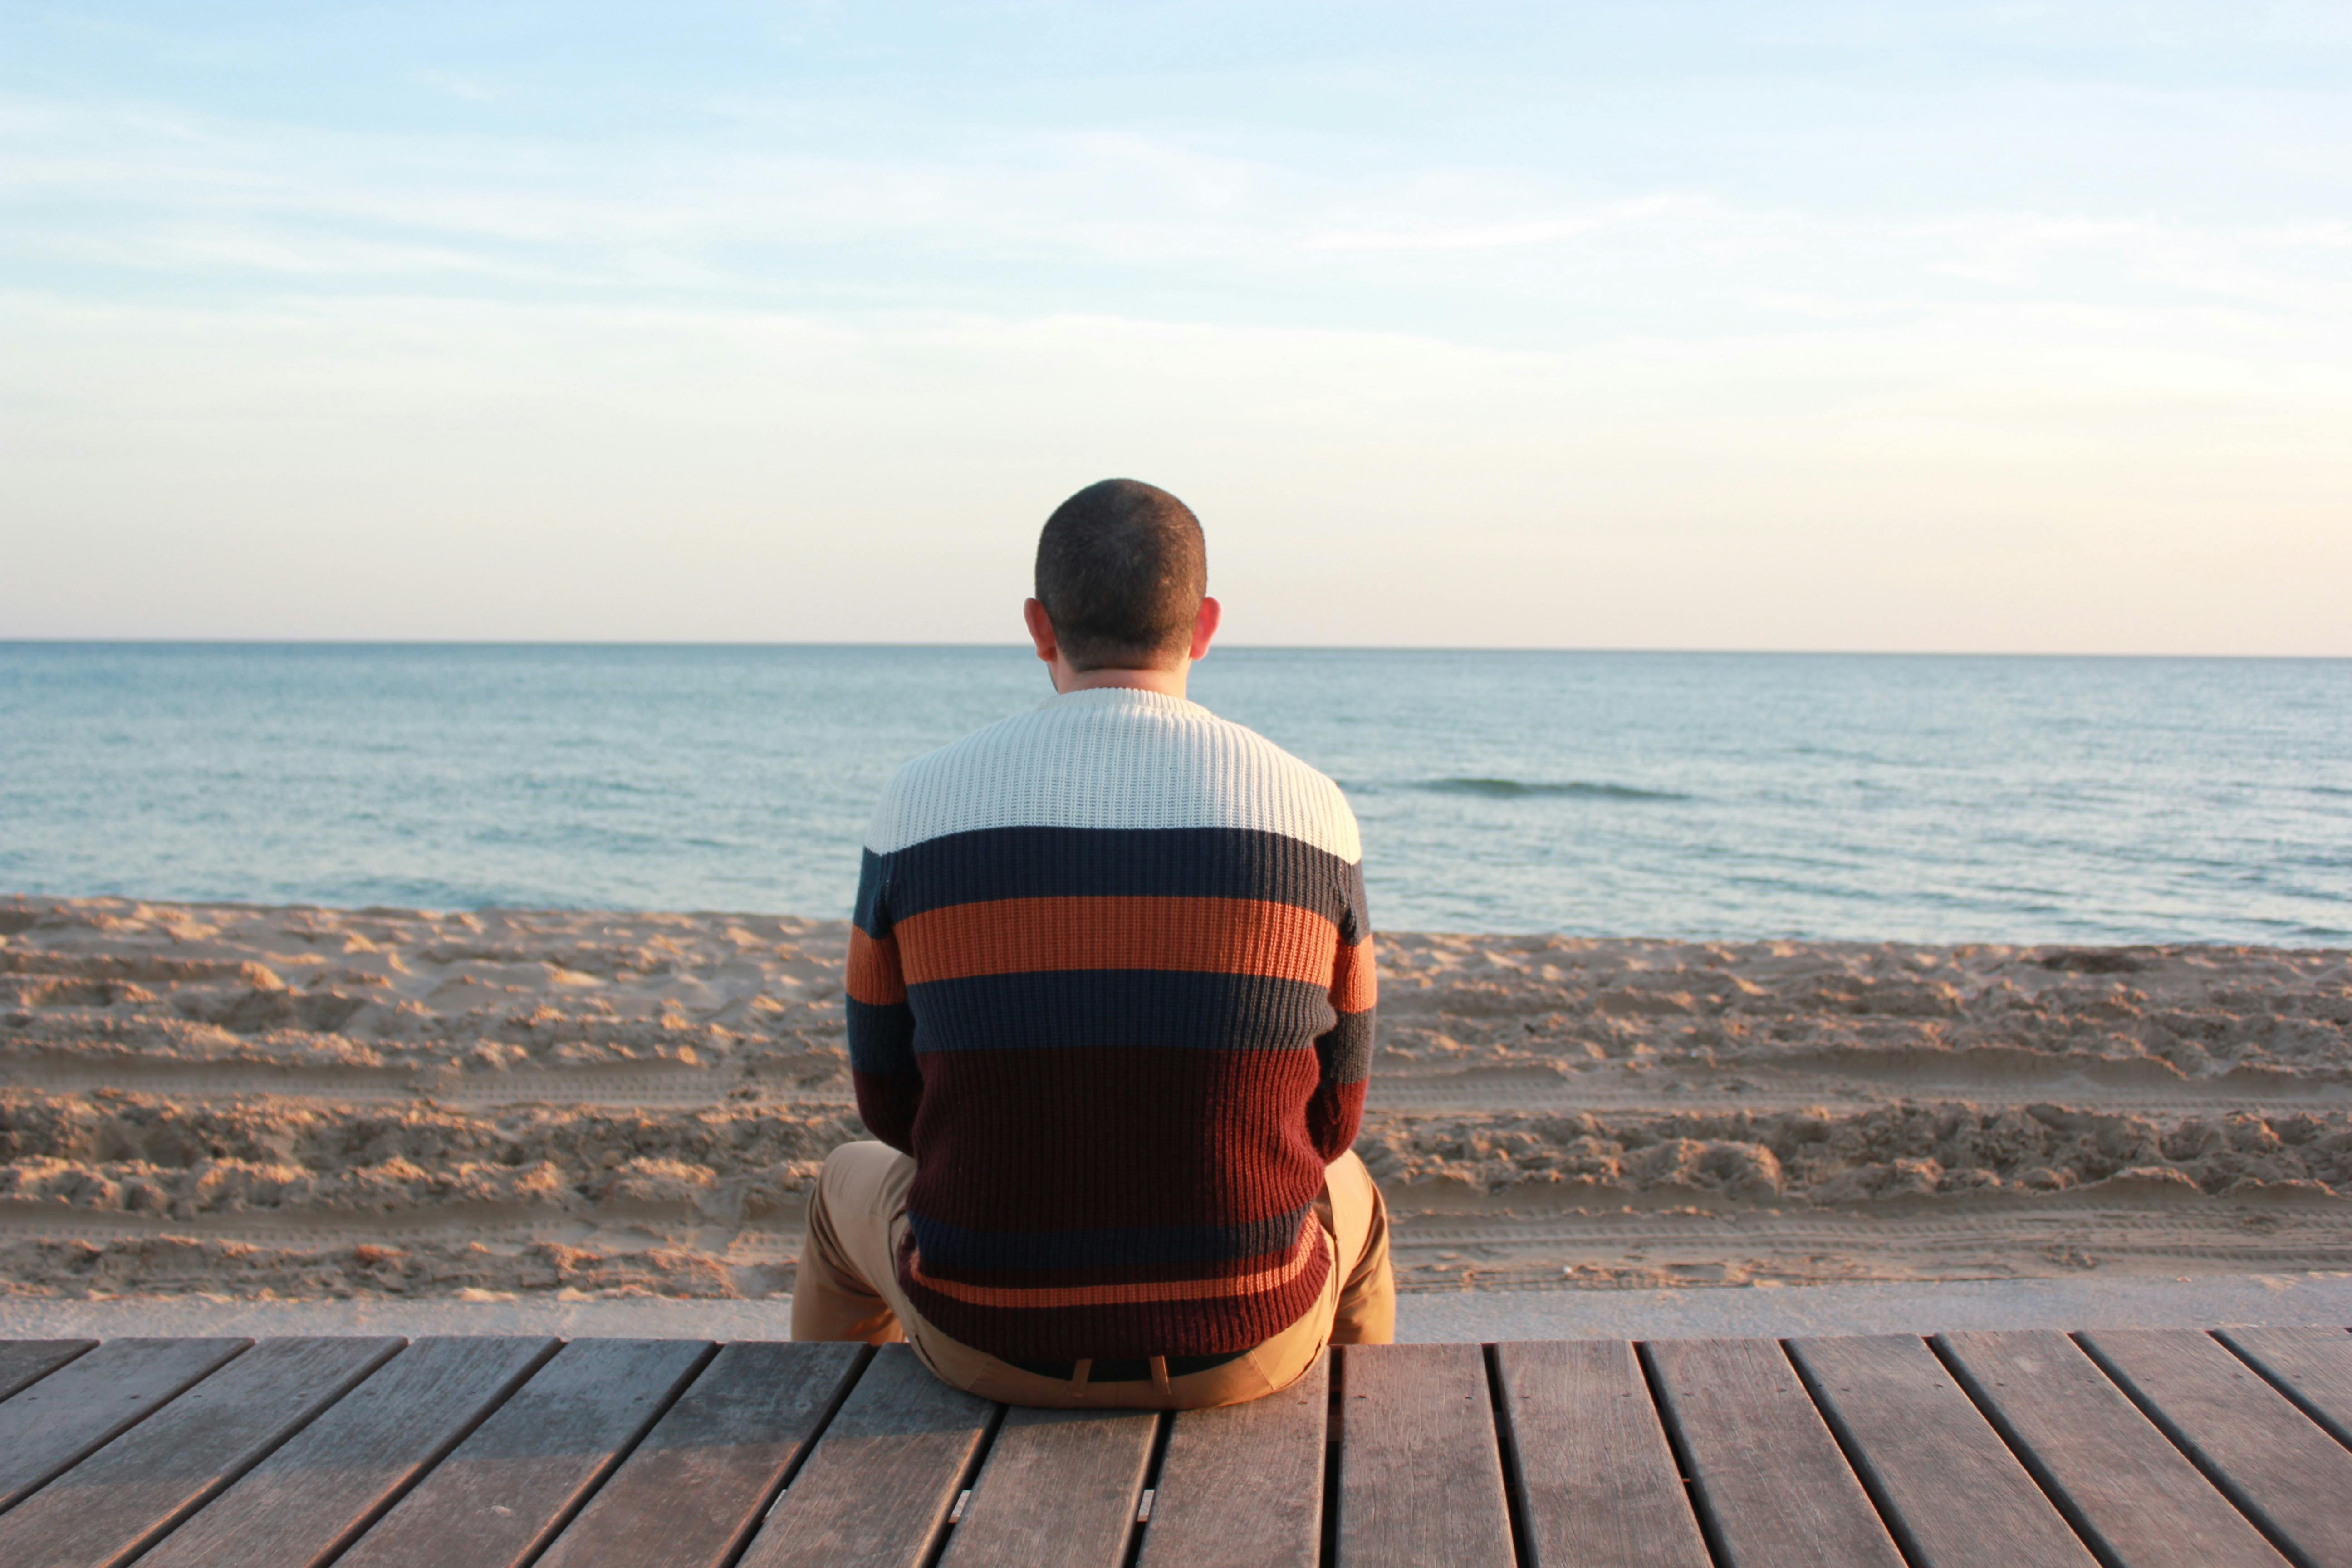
{"left": 3, "top": 893, "right": 2347, "bottom": 1303}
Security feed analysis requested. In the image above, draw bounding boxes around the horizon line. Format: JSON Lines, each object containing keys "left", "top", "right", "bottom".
{"left": 1, "top": 638, "right": 2347, "bottom": 662}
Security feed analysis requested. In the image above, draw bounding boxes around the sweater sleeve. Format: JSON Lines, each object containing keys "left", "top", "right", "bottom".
{"left": 846, "top": 847, "right": 921, "bottom": 1154}
{"left": 1306, "top": 857, "right": 1374, "bottom": 1161}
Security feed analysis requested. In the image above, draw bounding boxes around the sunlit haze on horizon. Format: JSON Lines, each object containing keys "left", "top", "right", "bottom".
{"left": 4, "top": 3, "right": 2348, "bottom": 653}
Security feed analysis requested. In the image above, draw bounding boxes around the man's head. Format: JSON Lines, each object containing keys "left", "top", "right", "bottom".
{"left": 1028, "top": 480, "right": 1215, "bottom": 681}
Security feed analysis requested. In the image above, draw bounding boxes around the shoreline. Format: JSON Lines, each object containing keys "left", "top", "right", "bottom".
{"left": 4, "top": 893, "right": 2348, "bottom": 1305}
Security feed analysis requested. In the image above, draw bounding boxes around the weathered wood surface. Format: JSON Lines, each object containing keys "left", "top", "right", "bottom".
{"left": 1137, "top": 1352, "right": 1327, "bottom": 1568}
{"left": 0, "top": 1340, "right": 93, "bottom": 1403}
{"left": 532, "top": 1341, "right": 866, "bottom": 1568}
{"left": 939, "top": 1404, "right": 1158, "bottom": 1568}
{"left": 0, "top": 1336, "right": 401, "bottom": 1568}
{"left": 0, "top": 1337, "right": 248, "bottom": 1513}
{"left": 2080, "top": 1328, "right": 2352, "bottom": 1568}
{"left": 2218, "top": 1325, "right": 2352, "bottom": 1446}
{"left": 1336, "top": 1341, "right": 1515, "bottom": 1568}
{"left": 2, "top": 1325, "right": 2346, "bottom": 1566}
{"left": 734, "top": 1343, "right": 996, "bottom": 1568}
{"left": 335, "top": 1338, "right": 713, "bottom": 1568}
{"left": 1644, "top": 1337, "right": 1905, "bottom": 1568}
{"left": 133, "top": 1336, "right": 558, "bottom": 1568}
{"left": 1937, "top": 1329, "right": 2290, "bottom": 1568}
{"left": 1490, "top": 1339, "right": 1709, "bottom": 1568}
{"left": 1788, "top": 1335, "right": 2097, "bottom": 1568}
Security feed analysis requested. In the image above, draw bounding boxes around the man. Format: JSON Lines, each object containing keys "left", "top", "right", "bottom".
{"left": 792, "top": 478, "right": 1393, "bottom": 1408}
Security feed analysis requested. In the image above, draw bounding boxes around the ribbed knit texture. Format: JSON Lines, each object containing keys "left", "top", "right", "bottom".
{"left": 846, "top": 686, "right": 1375, "bottom": 1361}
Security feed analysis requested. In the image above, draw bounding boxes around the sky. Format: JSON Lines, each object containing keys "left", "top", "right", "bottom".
{"left": 3, "top": 2, "right": 2348, "bottom": 652}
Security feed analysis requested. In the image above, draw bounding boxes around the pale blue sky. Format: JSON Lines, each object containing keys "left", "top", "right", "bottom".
{"left": 5, "top": 3, "right": 2348, "bottom": 650}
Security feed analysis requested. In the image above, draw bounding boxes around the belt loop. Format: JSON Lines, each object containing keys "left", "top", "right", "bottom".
{"left": 1069, "top": 1357, "right": 1092, "bottom": 1392}
{"left": 1149, "top": 1355, "right": 1171, "bottom": 1396}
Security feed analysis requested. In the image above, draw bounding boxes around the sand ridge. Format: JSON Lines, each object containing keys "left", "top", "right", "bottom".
{"left": 3, "top": 894, "right": 2347, "bottom": 1299}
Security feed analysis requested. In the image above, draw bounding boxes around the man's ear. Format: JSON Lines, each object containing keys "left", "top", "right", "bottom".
{"left": 1188, "top": 596, "right": 1222, "bottom": 662}
{"left": 1024, "top": 598, "right": 1059, "bottom": 664}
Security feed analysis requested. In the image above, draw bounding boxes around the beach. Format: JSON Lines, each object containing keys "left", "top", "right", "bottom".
{"left": 3, "top": 892, "right": 2346, "bottom": 1303}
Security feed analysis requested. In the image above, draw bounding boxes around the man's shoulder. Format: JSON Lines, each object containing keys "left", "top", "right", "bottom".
{"left": 866, "top": 690, "right": 1358, "bottom": 861}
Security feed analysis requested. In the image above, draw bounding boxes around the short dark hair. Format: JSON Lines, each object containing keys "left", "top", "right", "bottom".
{"left": 1035, "top": 479, "right": 1207, "bottom": 670}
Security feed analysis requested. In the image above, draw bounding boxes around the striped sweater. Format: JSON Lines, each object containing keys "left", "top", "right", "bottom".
{"left": 846, "top": 686, "right": 1374, "bottom": 1362}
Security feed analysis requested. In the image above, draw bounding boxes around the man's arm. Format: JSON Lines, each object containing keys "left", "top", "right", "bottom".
{"left": 1307, "top": 860, "right": 1375, "bottom": 1161}
{"left": 846, "top": 849, "right": 921, "bottom": 1153}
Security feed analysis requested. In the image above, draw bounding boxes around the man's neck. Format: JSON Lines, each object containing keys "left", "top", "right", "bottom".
{"left": 1052, "top": 663, "right": 1191, "bottom": 699}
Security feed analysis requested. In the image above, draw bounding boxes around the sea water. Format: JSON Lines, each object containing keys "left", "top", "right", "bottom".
{"left": 3, "top": 644, "right": 2345, "bottom": 944}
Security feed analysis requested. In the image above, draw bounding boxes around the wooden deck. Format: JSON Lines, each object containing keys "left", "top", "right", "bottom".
{"left": 0, "top": 1327, "right": 2348, "bottom": 1567}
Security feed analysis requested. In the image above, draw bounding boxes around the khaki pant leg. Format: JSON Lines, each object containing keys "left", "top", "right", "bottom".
{"left": 789, "top": 1141, "right": 918, "bottom": 1345}
{"left": 792, "top": 1140, "right": 1397, "bottom": 1396}
{"left": 1323, "top": 1149, "right": 1396, "bottom": 1345}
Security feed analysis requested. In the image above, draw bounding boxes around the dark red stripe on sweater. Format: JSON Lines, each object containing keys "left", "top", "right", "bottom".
{"left": 904, "top": 1045, "right": 1328, "bottom": 1232}
{"left": 900, "top": 1230, "right": 1332, "bottom": 1361}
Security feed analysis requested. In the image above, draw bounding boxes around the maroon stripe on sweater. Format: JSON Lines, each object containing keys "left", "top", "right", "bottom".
{"left": 905, "top": 1045, "right": 1328, "bottom": 1233}
{"left": 1306, "top": 1078, "right": 1367, "bottom": 1163}
{"left": 901, "top": 1231, "right": 1333, "bottom": 1360}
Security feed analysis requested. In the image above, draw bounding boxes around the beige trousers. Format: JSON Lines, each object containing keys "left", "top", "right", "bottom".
{"left": 792, "top": 1141, "right": 1395, "bottom": 1409}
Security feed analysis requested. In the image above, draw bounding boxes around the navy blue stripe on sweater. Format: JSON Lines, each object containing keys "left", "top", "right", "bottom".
{"left": 908, "top": 1202, "right": 1315, "bottom": 1273}
{"left": 1318, "top": 1008, "right": 1376, "bottom": 1084}
{"left": 852, "top": 848, "right": 891, "bottom": 935}
{"left": 845, "top": 996, "right": 916, "bottom": 1076}
{"left": 907, "top": 968, "right": 1335, "bottom": 1054}
{"left": 872, "top": 826, "right": 1357, "bottom": 927}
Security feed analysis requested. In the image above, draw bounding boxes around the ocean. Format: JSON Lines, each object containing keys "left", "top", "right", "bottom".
{"left": 3, "top": 644, "right": 2345, "bottom": 944}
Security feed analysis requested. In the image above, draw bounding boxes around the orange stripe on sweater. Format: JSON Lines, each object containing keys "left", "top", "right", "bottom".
{"left": 846, "top": 926, "right": 907, "bottom": 1006}
{"left": 1330, "top": 935, "right": 1377, "bottom": 1014}
{"left": 907, "top": 1224, "right": 1325, "bottom": 1310}
{"left": 895, "top": 896, "right": 1338, "bottom": 988}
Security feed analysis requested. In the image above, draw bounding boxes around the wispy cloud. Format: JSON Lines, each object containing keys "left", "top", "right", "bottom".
{"left": 3, "top": 3, "right": 2348, "bottom": 650}
{"left": 412, "top": 69, "right": 502, "bottom": 104}
{"left": 10, "top": 90, "right": 2350, "bottom": 340}
{"left": 1301, "top": 194, "right": 1705, "bottom": 252}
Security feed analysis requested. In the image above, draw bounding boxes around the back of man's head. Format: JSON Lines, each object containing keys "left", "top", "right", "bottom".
{"left": 1034, "top": 479, "right": 1207, "bottom": 671}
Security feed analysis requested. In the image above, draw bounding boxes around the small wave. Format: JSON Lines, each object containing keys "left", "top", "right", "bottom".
{"left": 1421, "top": 777, "right": 1691, "bottom": 802}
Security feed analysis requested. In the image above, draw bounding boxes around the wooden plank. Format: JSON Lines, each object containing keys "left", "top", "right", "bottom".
{"left": 2218, "top": 1326, "right": 2352, "bottom": 1445}
{"left": 1492, "top": 1339, "right": 1710, "bottom": 1568}
{"left": 735, "top": 1343, "right": 997, "bottom": 1568}
{"left": 532, "top": 1342, "right": 865, "bottom": 1568}
{"left": 0, "top": 1336, "right": 402, "bottom": 1568}
{"left": 0, "top": 1341, "right": 96, "bottom": 1403}
{"left": 1788, "top": 1335, "right": 2097, "bottom": 1568}
{"left": 2079, "top": 1328, "right": 2352, "bottom": 1568}
{"left": 940, "top": 1404, "right": 1157, "bottom": 1568}
{"left": 1335, "top": 1342, "right": 1514, "bottom": 1568}
{"left": 1936, "top": 1330, "right": 2289, "bottom": 1568}
{"left": 0, "top": 1337, "right": 249, "bottom": 1513}
{"left": 333, "top": 1338, "right": 713, "bottom": 1568}
{"left": 133, "top": 1336, "right": 558, "bottom": 1568}
{"left": 1138, "top": 1354, "right": 1327, "bottom": 1568}
{"left": 1642, "top": 1338, "right": 1904, "bottom": 1568}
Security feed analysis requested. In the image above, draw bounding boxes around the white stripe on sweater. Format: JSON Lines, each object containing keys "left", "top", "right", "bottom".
{"left": 864, "top": 687, "right": 1362, "bottom": 862}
